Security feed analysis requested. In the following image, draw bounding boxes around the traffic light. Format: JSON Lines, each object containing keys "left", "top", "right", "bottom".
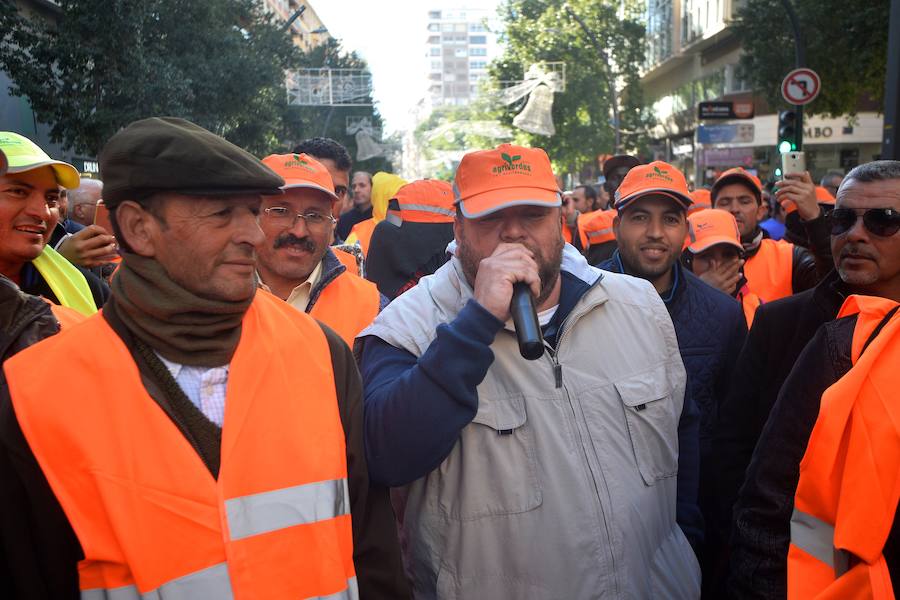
{"left": 778, "top": 110, "right": 798, "bottom": 153}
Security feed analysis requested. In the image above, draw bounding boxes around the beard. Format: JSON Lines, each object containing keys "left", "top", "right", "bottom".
{"left": 456, "top": 229, "right": 564, "bottom": 307}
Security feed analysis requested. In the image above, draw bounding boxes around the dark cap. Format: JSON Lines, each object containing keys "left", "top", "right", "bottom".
{"left": 603, "top": 154, "right": 641, "bottom": 178}
{"left": 99, "top": 117, "right": 284, "bottom": 207}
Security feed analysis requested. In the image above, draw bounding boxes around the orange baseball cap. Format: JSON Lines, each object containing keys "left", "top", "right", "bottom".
{"left": 389, "top": 180, "right": 455, "bottom": 224}
{"left": 688, "top": 188, "right": 712, "bottom": 216}
{"left": 614, "top": 161, "right": 693, "bottom": 211}
{"left": 686, "top": 209, "right": 743, "bottom": 254}
{"left": 814, "top": 185, "right": 836, "bottom": 205}
{"left": 711, "top": 167, "right": 762, "bottom": 204}
{"left": 453, "top": 144, "right": 561, "bottom": 218}
{"left": 261, "top": 153, "right": 337, "bottom": 201}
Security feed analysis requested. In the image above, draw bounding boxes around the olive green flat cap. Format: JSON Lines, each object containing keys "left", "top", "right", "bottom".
{"left": 99, "top": 117, "right": 284, "bottom": 207}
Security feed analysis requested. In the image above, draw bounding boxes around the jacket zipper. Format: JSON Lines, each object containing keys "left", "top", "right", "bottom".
{"left": 546, "top": 297, "right": 620, "bottom": 590}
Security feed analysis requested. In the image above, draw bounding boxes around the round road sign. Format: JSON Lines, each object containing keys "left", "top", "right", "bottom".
{"left": 781, "top": 68, "right": 821, "bottom": 106}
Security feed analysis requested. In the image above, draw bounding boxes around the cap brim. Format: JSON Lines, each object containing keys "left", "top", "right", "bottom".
{"left": 616, "top": 189, "right": 692, "bottom": 211}
{"left": 688, "top": 235, "right": 743, "bottom": 254}
{"left": 8, "top": 160, "right": 81, "bottom": 189}
{"left": 458, "top": 186, "right": 561, "bottom": 218}
{"left": 281, "top": 181, "right": 338, "bottom": 201}
{"left": 0, "top": 150, "right": 7, "bottom": 175}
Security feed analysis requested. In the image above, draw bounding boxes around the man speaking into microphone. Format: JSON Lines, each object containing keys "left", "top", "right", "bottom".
{"left": 357, "top": 144, "right": 701, "bottom": 599}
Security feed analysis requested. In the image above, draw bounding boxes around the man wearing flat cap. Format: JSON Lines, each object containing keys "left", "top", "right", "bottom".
{"left": 358, "top": 143, "right": 701, "bottom": 598}
{"left": 0, "top": 117, "right": 406, "bottom": 599}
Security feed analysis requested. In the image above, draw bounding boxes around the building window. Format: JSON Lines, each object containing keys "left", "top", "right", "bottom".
{"left": 430, "top": 48, "right": 440, "bottom": 56}
{"left": 427, "top": 35, "right": 440, "bottom": 44}
{"left": 427, "top": 23, "right": 440, "bottom": 32}
{"left": 469, "top": 35, "right": 487, "bottom": 44}
{"left": 431, "top": 60, "right": 442, "bottom": 70}
{"left": 682, "top": 0, "right": 726, "bottom": 46}
{"left": 470, "top": 60, "right": 487, "bottom": 69}
{"left": 455, "top": 48, "right": 467, "bottom": 58}
{"left": 469, "top": 22, "right": 486, "bottom": 32}
{"left": 646, "top": 0, "right": 673, "bottom": 67}
{"left": 469, "top": 47, "right": 487, "bottom": 56}
{"left": 428, "top": 10, "right": 441, "bottom": 19}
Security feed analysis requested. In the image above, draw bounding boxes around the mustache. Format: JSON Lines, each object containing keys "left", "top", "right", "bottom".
{"left": 274, "top": 234, "right": 316, "bottom": 252}
{"left": 840, "top": 244, "right": 877, "bottom": 260}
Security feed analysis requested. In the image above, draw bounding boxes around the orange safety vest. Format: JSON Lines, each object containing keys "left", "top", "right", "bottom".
{"left": 581, "top": 209, "right": 617, "bottom": 249}
{"left": 333, "top": 247, "right": 360, "bottom": 276}
{"left": 743, "top": 238, "right": 795, "bottom": 303}
{"left": 309, "top": 270, "right": 381, "bottom": 347}
{"left": 737, "top": 285, "right": 763, "bottom": 329}
{"left": 787, "top": 295, "right": 900, "bottom": 600}
{"left": 44, "top": 298, "right": 87, "bottom": 329}
{"left": 348, "top": 219, "right": 376, "bottom": 256}
{"left": 5, "top": 291, "right": 357, "bottom": 600}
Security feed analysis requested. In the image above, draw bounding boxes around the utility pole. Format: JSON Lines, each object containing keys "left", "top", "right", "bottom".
{"left": 882, "top": 0, "right": 900, "bottom": 159}
{"left": 779, "top": 0, "right": 806, "bottom": 150}
{"left": 563, "top": 4, "right": 621, "bottom": 154}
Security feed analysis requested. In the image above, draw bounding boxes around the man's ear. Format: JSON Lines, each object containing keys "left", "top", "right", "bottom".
{"left": 756, "top": 202, "right": 768, "bottom": 222}
{"left": 115, "top": 201, "right": 159, "bottom": 257}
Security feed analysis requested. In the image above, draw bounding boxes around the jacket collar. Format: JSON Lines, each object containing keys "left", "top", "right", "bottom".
{"left": 609, "top": 250, "right": 681, "bottom": 306}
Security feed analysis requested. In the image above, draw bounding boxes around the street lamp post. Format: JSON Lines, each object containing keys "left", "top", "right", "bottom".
{"left": 563, "top": 4, "right": 621, "bottom": 154}
{"left": 882, "top": 0, "right": 900, "bottom": 159}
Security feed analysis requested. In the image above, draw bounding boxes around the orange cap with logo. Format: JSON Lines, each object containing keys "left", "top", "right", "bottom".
{"left": 453, "top": 144, "right": 561, "bottom": 218}
{"left": 814, "top": 185, "right": 836, "bottom": 205}
{"left": 389, "top": 180, "right": 456, "bottom": 224}
{"left": 261, "top": 153, "right": 337, "bottom": 201}
{"left": 711, "top": 167, "right": 762, "bottom": 205}
{"left": 614, "top": 161, "right": 693, "bottom": 211}
{"left": 686, "top": 208, "right": 743, "bottom": 254}
{"left": 688, "top": 188, "right": 712, "bottom": 216}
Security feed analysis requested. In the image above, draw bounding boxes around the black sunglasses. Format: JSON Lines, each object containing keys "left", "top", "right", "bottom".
{"left": 830, "top": 208, "right": 900, "bottom": 237}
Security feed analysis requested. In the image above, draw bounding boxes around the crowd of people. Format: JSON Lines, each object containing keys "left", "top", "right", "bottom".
{"left": 0, "top": 116, "right": 898, "bottom": 599}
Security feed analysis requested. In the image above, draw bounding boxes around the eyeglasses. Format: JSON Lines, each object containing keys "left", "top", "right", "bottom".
{"left": 830, "top": 207, "right": 900, "bottom": 237}
{"left": 262, "top": 206, "right": 336, "bottom": 230}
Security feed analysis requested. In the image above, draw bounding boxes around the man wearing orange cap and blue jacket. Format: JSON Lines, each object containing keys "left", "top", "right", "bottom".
{"left": 358, "top": 144, "right": 702, "bottom": 598}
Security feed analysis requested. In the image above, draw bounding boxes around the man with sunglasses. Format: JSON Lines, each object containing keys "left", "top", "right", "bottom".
{"left": 715, "top": 160, "right": 900, "bottom": 598}
{"left": 256, "top": 153, "right": 387, "bottom": 347}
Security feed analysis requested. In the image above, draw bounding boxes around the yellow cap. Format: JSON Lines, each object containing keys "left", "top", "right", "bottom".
{"left": 0, "top": 131, "right": 80, "bottom": 188}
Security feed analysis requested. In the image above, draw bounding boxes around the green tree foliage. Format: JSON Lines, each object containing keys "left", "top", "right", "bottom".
{"left": 279, "top": 38, "right": 393, "bottom": 172}
{"left": 732, "top": 0, "right": 890, "bottom": 116}
{"left": 0, "top": 0, "right": 298, "bottom": 155}
{"left": 489, "top": 0, "right": 649, "bottom": 176}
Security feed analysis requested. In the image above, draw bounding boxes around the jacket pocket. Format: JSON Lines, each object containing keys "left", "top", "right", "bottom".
{"left": 426, "top": 393, "right": 542, "bottom": 521}
{"left": 615, "top": 367, "right": 679, "bottom": 485}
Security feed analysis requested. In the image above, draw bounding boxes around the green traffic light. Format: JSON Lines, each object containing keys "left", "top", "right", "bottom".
{"left": 778, "top": 140, "right": 795, "bottom": 154}
{"left": 775, "top": 167, "right": 783, "bottom": 177}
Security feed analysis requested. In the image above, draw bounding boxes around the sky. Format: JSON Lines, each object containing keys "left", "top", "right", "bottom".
{"left": 313, "top": 0, "right": 503, "bottom": 134}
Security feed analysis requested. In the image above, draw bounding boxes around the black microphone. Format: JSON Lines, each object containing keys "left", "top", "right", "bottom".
{"left": 510, "top": 282, "right": 545, "bottom": 360}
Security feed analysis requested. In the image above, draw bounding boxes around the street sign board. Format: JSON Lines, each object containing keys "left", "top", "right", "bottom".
{"left": 781, "top": 68, "right": 821, "bottom": 106}
{"left": 698, "top": 101, "right": 755, "bottom": 120}
{"left": 697, "top": 123, "right": 755, "bottom": 144}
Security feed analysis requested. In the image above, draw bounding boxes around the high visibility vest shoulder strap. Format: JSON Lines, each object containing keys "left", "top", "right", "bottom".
{"left": 5, "top": 292, "right": 357, "bottom": 599}
{"left": 743, "top": 238, "right": 794, "bottom": 302}
{"left": 31, "top": 245, "right": 97, "bottom": 315}
{"left": 738, "top": 288, "right": 762, "bottom": 329}
{"left": 310, "top": 271, "right": 381, "bottom": 346}
{"left": 788, "top": 295, "right": 900, "bottom": 599}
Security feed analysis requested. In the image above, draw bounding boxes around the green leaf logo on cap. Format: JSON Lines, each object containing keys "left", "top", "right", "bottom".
{"left": 493, "top": 152, "right": 531, "bottom": 175}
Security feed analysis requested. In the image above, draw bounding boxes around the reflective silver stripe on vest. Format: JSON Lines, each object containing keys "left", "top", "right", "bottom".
{"left": 791, "top": 507, "right": 836, "bottom": 568}
{"left": 311, "top": 576, "right": 359, "bottom": 600}
{"left": 82, "top": 562, "right": 233, "bottom": 599}
{"left": 398, "top": 202, "right": 456, "bottom": 217}
{"left": 587, "top": 227, "right": 613, "bottom": 242}
{"left": 226, "top": 478, "right": 350, "bottom": 541}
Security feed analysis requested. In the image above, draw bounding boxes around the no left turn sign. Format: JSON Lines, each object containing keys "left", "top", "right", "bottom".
{"left": 781, "top": 68, "right": 821, "bottom": 106}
